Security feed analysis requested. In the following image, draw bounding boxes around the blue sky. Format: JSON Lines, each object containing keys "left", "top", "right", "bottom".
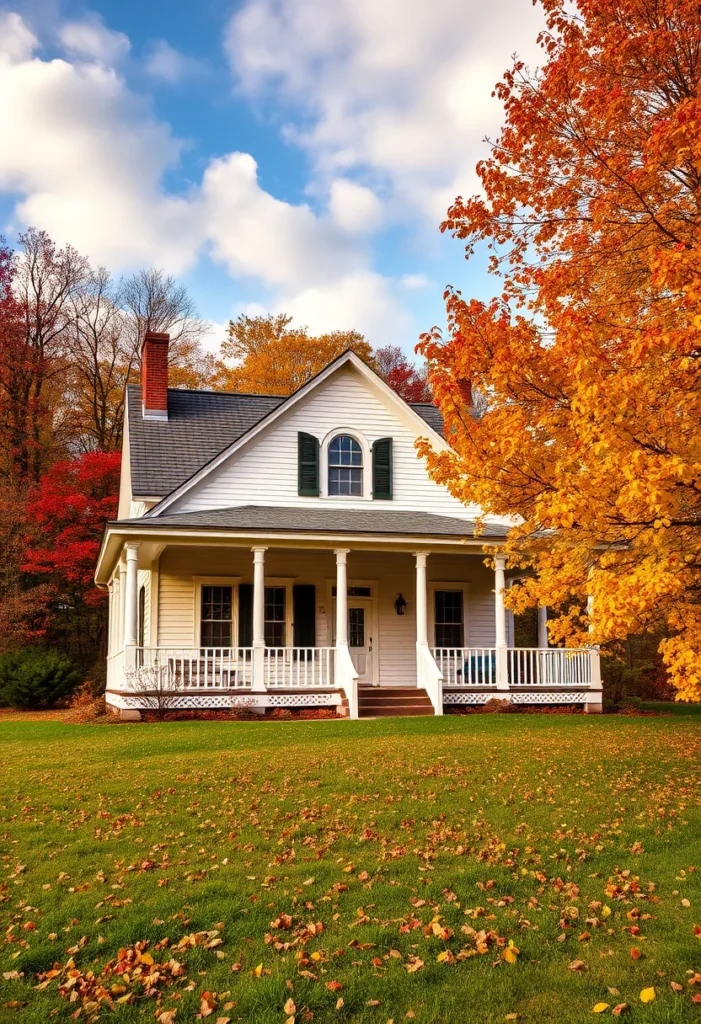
{"left": 0, "top": 0, "right": 545, "bottom": 354}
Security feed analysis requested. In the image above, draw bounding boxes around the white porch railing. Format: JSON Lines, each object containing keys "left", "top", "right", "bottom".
{"left": 136, "top": 647, "right": 253, "bottom": 689}
{"left": 433, "top": 648, "right": 498, "bottom": 688}
{"left": 508, "top": 647, "right": 593, "bottom": 686}
{"left": 264, "top": 647, "right": 334, "bottom": 688}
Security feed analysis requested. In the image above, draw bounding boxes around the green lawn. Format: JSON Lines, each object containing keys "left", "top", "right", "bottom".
{"left": 1, "top": 715, "right": 700, "bottom": 1024}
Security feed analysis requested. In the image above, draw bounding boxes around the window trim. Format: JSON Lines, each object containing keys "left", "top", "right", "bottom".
{"left": 193, "top": 576, "right": 241, "bottom": 649}
{"left": 428, "top": 582, "right": 469, "bottom": 649}
{"left": 320, "top": 428, "right": 371, "bottom": 500}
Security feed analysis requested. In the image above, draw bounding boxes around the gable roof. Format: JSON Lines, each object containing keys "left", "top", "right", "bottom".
{"left": 131, "top": 351, "right": 445, "bottom": 503}
{"left": 127, "top": 385, "right": 282, "bottom": 497}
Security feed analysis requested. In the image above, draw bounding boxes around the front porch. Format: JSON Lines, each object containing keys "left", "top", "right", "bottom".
{"left": 102, "top": 535, "right": 603, "bottom": 719}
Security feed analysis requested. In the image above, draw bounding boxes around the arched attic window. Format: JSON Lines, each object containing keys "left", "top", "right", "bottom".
{"left": 328, "top": 434, "right": 363, "bottom": 496}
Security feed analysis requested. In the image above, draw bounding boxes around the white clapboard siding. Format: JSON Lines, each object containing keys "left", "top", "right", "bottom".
{"left": 169, "top": 365, "right": 480, "bottom": 519}
{"left": 154, "top": 547, "right": 495, "bottom": 686}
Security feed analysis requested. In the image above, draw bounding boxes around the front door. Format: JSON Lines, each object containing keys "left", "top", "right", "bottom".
{"left": 348, "top": 598, "right": 374, "bottom": 685}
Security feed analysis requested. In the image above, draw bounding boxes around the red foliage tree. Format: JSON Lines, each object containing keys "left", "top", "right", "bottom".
{"left": 19, "top": 451, "right": 120, "bottom": 675}
{"left": 374, "top": 345, "right": 432, "bottom": 403}
{"left": 23, "top": 451, "right": 120, "bottom": 604}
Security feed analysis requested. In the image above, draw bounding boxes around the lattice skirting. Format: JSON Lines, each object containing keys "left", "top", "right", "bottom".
{"left": 106, "top": 691, "right": 342, "bottom": 711}
{"left": 443, "top": 689, "right": 594, "bottom": 705}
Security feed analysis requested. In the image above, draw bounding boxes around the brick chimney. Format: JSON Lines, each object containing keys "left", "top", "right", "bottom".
{"left": 141, "top": 332, "right": 170, "bottom": 420}
{"left": 456, "top": 377, "right": 473, "bottom": 407}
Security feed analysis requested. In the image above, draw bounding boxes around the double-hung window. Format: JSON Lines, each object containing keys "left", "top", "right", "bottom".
{"left": 328, "top": 434, "right": 363, "bottom": 496}
{"left": 201, "top": 585, "right": 233, "bottom": 647}
{"left": 434, "top": 590, "right": 464, "bottom": 648}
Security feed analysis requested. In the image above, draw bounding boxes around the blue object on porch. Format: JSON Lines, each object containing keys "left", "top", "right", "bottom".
{"left": 457, "top": 651, "right": 497, "bottom": 682}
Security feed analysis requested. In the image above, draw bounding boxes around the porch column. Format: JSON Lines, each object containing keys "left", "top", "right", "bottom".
{"left": 118, "top": 558, "right": 126, "bottom": 650}
{"left": 251, "top": 546, "right": 267, "bottom": 690}
{"left": 494, "top": 555, "right": 509, "bottom": 693}
{"left": 537, "top": 605, "right": 549, "bottom": 648}
{"left": 415, "top": 552, "right": 429, "bottom": 648}
{"left": 585, "top": 590, "right": 603, "bottom": 713}
{"left": 334, "top": 549, "right": 349, "bottom": 649}
{"left": 123, "top": 543, "right": 140, "bottom": 671}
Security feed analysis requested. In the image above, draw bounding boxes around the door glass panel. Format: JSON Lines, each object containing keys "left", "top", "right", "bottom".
{"left": 349, "top": 607, "right": 365, "bottom": 648}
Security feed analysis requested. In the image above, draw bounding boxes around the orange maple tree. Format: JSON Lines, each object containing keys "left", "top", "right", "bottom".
{"left": 221, "top": 313, "right": 374, "bottom": 395}
{"left": 418, "top": 0, "right": 701, "bottom": 699}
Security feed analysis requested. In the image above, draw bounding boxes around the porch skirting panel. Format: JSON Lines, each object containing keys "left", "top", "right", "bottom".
{"left": 106, "top": 690, "right": 343, "bottom": 711}
{"left": 443, "top": 689, "right": 592, "bottom": 705}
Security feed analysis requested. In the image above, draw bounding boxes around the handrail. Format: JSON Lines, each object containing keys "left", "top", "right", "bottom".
{"left": 418, "top": 645, "right": 443, "bottom": 715}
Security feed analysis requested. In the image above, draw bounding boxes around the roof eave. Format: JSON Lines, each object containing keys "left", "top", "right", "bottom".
{"left": 94, "top": 521, "right": 505, "bottom": 587}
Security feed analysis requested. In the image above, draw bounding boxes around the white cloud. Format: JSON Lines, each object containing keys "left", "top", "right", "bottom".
{"left": 58, "top": 14, "right": 131, "bottom": 65}
{"left": 0, "top": 11, "right": 37, "bottom": 62}
{"left": 329, "top": 178, "right": 382, "bottom": 234}
{"left": 0, "top": 14, "right": 408, "bottom": 345}
{"left": 0, "top": 26, "right": 198, "bottom": 271}
{"left": 282, "top": 270, "right": 412, "bottom": 345}
{"left": 144, "top": 40, "right": 204, "bottom": 84}
{"left": 400, "top": 273, "right": 430, "bottom": 291}
{"left": 201, "top": 151, "right": 362, "bottom": 290}
{"left": 200, "top": 319, "right": 229, "bottom": 354}
{"left": 225, "top": 0, "right": 545, "bottom": 222}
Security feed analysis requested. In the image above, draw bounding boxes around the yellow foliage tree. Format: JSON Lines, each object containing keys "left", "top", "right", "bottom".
{"left": 221, "top": 313, "right": 374, "bottom": 395}
{"left": 418, "top": 0, "right": 701, "bottom": 700}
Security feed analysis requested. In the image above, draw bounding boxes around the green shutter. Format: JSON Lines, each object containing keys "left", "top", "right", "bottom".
{"left": 293, "top": 585, "right": 316, "bottom": 647}
{"left": 298, "top": 432, "right": 320, "bottom": 496}
{"left": 372, "top": 437, "right": 393, "bottom": 499}
{"left": 238, "top": 583, "right": 253, "bottom": 647}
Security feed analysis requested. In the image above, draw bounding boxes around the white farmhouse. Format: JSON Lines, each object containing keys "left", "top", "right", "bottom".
{"left": 95, "top": 332, "right": 602, "bottom": 718}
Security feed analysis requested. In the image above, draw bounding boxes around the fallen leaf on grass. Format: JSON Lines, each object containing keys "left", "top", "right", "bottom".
{"left": 630, "top": 947, "right": 642, "bottom": 960}
{"left": 592, "top": 1003, "right": 609, "bottom": 1013}
{"left": 569, "top": 959, "right": 586, "bottom": 972}
{"left": 200, "top": 992, "right": 217, "bottom": 1017}
{"left": 612, "top": 1005, "right": 629, "bottom": 1017}
{"left": 284, "top": 998, "right": 296, "bottom": 1015}
{"left": 326, "top": 981, "right": 343, "bottom": 992}
{"left": 405, "top": 957, "right": 424, "bottom": 973}
{"left": 639, "top": 987, "right": 655, "bottom": 1003}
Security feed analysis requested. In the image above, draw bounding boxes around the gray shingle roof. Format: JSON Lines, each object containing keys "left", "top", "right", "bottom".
{"left": 127, "top": 384, "right": 445, "bottom": 498}
{"left": 114, "top": 504, "right": 506, "bottom": 538}
{"left": 127, "top": 385, "right": 283, "bottom": 496}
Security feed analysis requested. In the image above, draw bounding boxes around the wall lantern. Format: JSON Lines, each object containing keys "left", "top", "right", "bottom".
{"left": 394, "top": 593, "right": 407, "bottom": 616}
